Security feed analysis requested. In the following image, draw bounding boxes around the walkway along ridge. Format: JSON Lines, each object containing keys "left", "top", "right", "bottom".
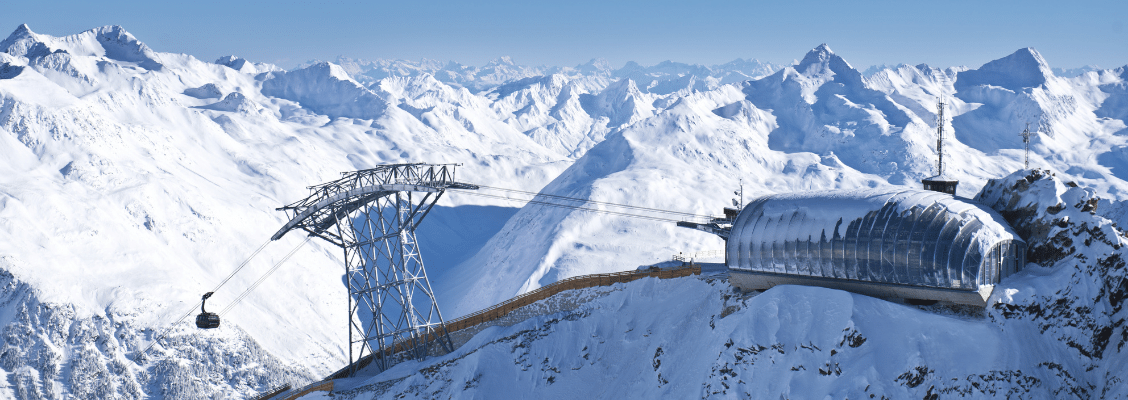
{"left": 323, "top": 264, "right": 703, "bottom": 381}
{"left": 257, "top": 264, "right": 703, "bottom": 399}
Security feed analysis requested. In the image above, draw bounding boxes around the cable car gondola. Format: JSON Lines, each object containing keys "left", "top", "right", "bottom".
{"left": 196, "top": 292, "right": 220, "bottom": 329}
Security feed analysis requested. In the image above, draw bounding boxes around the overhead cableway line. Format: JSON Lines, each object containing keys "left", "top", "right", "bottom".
{"left": 460, "top": 189, "right": 713, "bottom": 224}
{"left": 476, "top": 185, "right": 705, "bottom": 219}
{"left": 131, "top": 235, "right": 307, "bottom": 363}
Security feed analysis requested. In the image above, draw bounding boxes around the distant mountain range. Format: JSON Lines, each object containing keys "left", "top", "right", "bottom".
{"left": 1, "top": 23, "right": 1127, "bottom": 398}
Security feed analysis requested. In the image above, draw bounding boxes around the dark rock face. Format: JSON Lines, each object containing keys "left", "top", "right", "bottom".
{"left": 975, "top": 169, "right": 1128, "bottom": 397}
{"left": 0, "top": 270, "right": 312, "bottom": 399}
{"left": 976, "top": 169, "right": 1102, "bottom": 266}
{"left": 0, "top": 62, "right": 23, "bottom": 79}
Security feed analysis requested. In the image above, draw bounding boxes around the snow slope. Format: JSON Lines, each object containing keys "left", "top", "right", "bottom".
{"left": 318, "top": 169, "right": 1128, "bottom": 399}
{"left": 2, "top": 23, "right": 1128, "bottom": 399}
{"left": 449, "top": 44, "right": 1128, "bottom": 317}
{"left": 0, "top": 24, "right": 568, "bottom": 399}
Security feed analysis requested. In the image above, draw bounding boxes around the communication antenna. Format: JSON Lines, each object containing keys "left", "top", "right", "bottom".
{"left": 935, "top": 96, "right": 946, "bottom": 176}
{"left": 921, "top": 96, "right": 958, "bottom": 194}
{"left": 1018, "top": 122, "right": 1040, "bottom": 169}
{"left": 732, "top": 178, "right": 744, "bottom": 209}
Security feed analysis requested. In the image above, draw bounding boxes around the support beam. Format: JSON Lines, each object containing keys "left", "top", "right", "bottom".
{"left": 273, "top": 164, "right": 476, "bottom": 375}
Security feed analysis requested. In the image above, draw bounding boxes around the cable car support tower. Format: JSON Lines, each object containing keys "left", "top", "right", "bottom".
{"left": 271, "top": 163, "right": 478, "bottom": 373}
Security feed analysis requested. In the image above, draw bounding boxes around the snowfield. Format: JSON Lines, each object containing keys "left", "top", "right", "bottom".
{"left": 0, "top": 24, "right": 1126, "bottom": 399}
{"left": 336, "top": 169, "right": 1128, "bottom": 399}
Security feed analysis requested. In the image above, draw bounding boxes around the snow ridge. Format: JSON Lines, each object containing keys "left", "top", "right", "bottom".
{"left": 326, "top": 170, "right": 1128, "bottom": 399}
{"left": 2, "top": 22, "right": 1128, "bottom": 399}
{"left": 956, "top": 47, "right": 1053, "bottom": 92}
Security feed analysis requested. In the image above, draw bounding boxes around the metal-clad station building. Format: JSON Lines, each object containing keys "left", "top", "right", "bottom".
{"left": 721, "top": 188, "right": 1026, "bottom": 306}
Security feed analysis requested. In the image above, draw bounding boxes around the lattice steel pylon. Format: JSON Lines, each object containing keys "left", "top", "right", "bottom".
{"left": 935, "top": 95, "right": 947, "bottom": 176}
{"left": 270, "top": 163, "right": 477, "bottom": 374}
{"left": 1019, "top": 122, "right": 1041, "bottom": 169}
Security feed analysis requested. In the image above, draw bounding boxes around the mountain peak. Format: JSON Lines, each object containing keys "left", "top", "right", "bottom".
{"left": 1015, "top": 47, "right": 1045, "bottom": 61}
{"left": 1006, "top": 47, "right": 1051, "bottom": 72}
{"left": 67, "top": 25, "right": 165, "bottom": 70}
{"left": 576, "top": 58, "right": 611, "bottom": 74}
{"left": 796, "top": 44, "right": 842, "bottom": 72}
{"left": 1, "top": 24, "right": 43, "bottom": 57}
{"left": 92, "top": 25, "right": 129, "bottom": 36}
{"left": 216, "top": 55, "right": 247, "bottom": 68}
{"left": 791, "top": 43, "right": 863, "bottom": 85}
{"left": 309, "top": 61, "right": 354, "bottom": 81}
{"left": 620, "top": 60, "right": 643, "bottom": 70}
{"left": 956, "top": 47, "right": 1053, "bottom": 91}
{"left": 488, "top": 56, "right": 515, "bottom": 66}
{"left": 10, "top": 23, "right": 32, "bottom": 37}
{"left": 215, "top": 55, "right": 271, "bottom": 73}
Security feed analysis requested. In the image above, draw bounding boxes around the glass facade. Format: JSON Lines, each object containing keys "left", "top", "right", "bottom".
{"left": 727, "top": 188, "right": 1026, "bottom": 290}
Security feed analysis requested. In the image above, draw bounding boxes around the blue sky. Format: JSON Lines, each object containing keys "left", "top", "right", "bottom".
{"left": 4, "top": 0, "right": 1126, "bottom": 70}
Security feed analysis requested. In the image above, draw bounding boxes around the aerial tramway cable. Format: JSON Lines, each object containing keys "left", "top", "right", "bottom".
{"left": 460, "top": 191, "right": 688, "bottom": 222}
{"left": 463, "top": 188, "right": 714, "bottom": 223}
{"left": 131, "top": 236, "right": 308, "bottom": 363}
{"left": 131, "top": 183, "right": 708, "bottom": 364}
{"left": 219, "top": 236, "right": 312, "bottom": 316}
{"left": 475, "top": 185, "right": 705, "bottom": 218}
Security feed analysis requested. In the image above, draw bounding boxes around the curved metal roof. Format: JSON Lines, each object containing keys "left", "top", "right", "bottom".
{"left": 726, "top": 187, "right": 1025, "bottom": 290}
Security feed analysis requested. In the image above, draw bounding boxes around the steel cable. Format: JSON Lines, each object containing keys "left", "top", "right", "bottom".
{"left": 130, "top": 238, "right": 274, "bottom": 363}
{"left": 210, "top": 239, "right": 273, "bottom": 293}
{"left": 476, "top": 185, "right": 706, "bottom": 218}
{"left": 131, "top": 183, "right": 713, "bottom": 364}
{"left": 220, "top": 236, "right": 312, "bottom": 316}
{"left": 460, "top": 190, "right": 713, "bottom": 223}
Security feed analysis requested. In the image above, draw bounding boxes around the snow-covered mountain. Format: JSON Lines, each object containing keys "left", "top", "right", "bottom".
{"left": 2, "top": 23, "right": 1128, "bottom": 399}
{"left": 449, "top": 44, "right": 1128, "bottom": 316}
{"left": 338, "top": 170, "right": 1128, "bottom": 399}
{"left": 326, "top": 55, "right": 783, "bottom": 94}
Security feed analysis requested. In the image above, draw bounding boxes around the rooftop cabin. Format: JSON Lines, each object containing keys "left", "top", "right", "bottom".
{"left": 723, "top": 188, "right": 1025, "bottom": 306}
{"left": 922, "top": 174, "right": 959, "bottom": 195}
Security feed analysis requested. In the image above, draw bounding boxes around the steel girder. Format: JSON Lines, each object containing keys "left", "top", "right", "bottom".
{"left": 272, "top": 163, "right": 477, "bottom": 373}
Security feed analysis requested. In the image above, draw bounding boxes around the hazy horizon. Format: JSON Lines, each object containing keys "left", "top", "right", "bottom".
{"left": 3, "top": 0, "right": 1126, "bottom": 72}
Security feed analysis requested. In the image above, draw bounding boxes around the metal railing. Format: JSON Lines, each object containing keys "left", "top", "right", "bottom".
{"left": 277, "top": 380, "right": 335, "bottom": 400}
{"left": 323, "top": 264, "right": 702, "bottom": 380}
{"left": 249, "top": 384, "right": 291, "bottom": 400}
{"left": 673, "top": 250, "right": 724, "bottom": 262}
{"left": 444, "top": 265, "right": 702, "bottom": 333}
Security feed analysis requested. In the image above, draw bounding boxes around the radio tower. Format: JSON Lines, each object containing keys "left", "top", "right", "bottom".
{"left": 935, "top": 96, "right": 946, "bottom": 176}
{"left": 921, "top": 96, "right": 959, "bottom": 194}
{"left": 1019, "top": 122, "right": 1037, "bottom": 169}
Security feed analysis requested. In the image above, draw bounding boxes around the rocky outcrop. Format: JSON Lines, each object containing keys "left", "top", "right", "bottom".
{"left": 977, "top": 169, "right": 1128, "bottom": 397}
{"left": 0, "top": 270, "right": 312, "bottom": 399}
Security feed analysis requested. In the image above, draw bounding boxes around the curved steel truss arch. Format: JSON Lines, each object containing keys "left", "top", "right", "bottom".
{"left": 272, "top": 163, "right": 478, "bottom": 373}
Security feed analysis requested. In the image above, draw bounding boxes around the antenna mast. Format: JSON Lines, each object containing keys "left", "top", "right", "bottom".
{"left": 935, "top": 96, "right": 946, "bottom": 176}
{"left": 731, "top": 179, "right": 744, "bottom": 209}
{"left": 921, "top": 96, "right": 959, "bottom": 195}
{"left": 1019, "top": 122, "right": 1037, "bottom": 169}
{"left": 738, "top": 178, "right": 743, "bottom": 208}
